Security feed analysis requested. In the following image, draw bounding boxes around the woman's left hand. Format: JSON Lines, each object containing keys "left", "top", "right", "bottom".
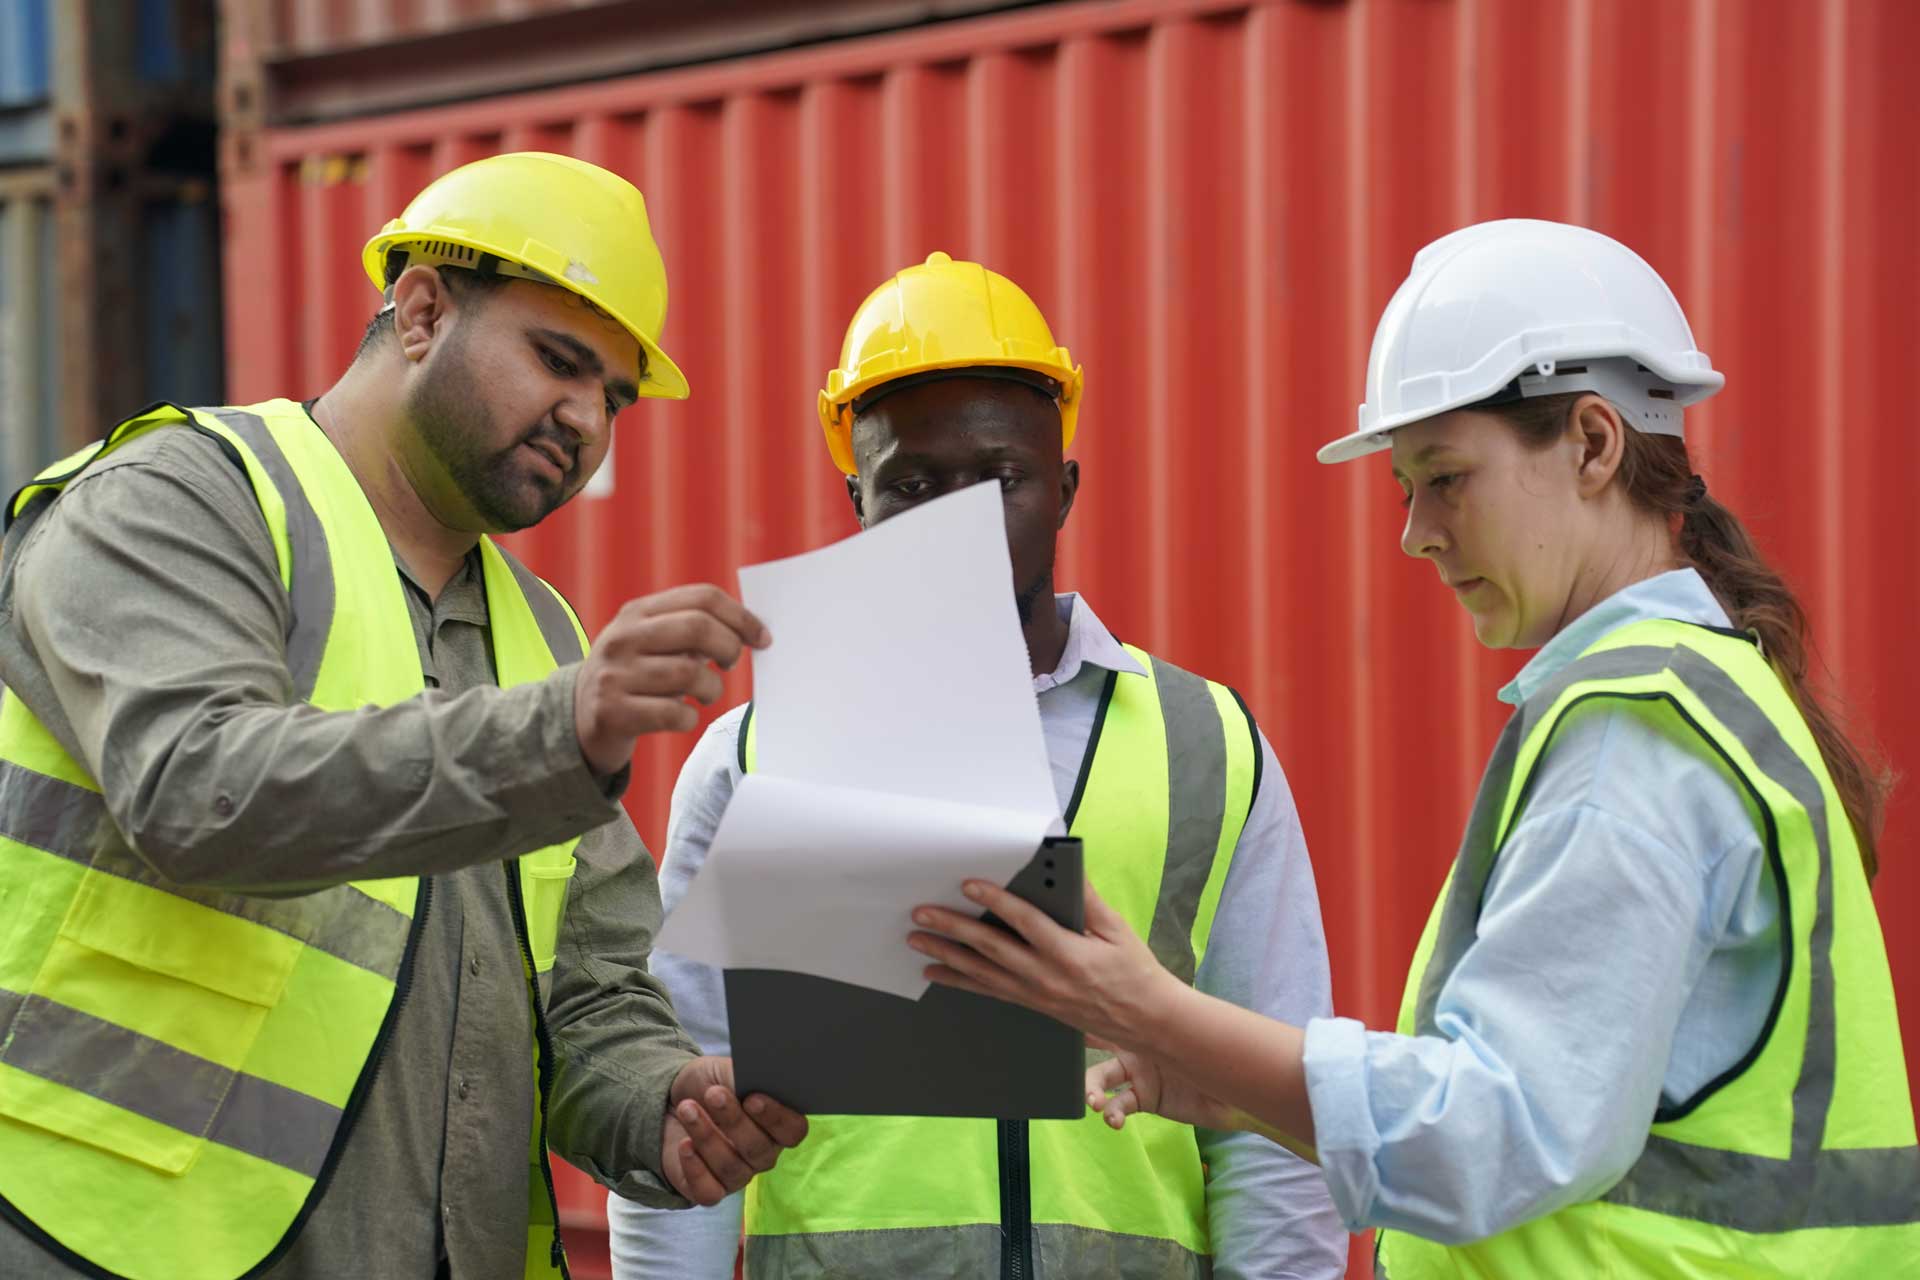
{"left": 909, "top": 879, "right": 1184, "bottom": 1054}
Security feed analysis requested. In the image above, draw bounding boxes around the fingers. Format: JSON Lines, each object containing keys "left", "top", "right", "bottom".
{"left": 920, "top": 962, "right": 998, "bottom": 998}
{"left": 697, "top": 1087, "right": 782, "bottom": 1172}
{"left": 906, "top": 920, "right": 1034, "bottom": 991}
{"left": 740, "top": 1093, "right": 810, "bottom": 1149}
{"left": 602, "top": 654, "right": 726, "bottom": 705}
{"left": 965, "top": 880, "right": 1077, "bottom": 951}
{"left": 628, "top": 584, "right": 770, "bottom": 651}
{"left": 912, "top": 898, "right": 1046, "bottom": 971}
{"left": 1083, "top": 1060, "right": 1142, "bottom": 1131}
{"left": 661, "top": 1113, "right": 729, "bottom": 1207}
{"left": 673, "top": 1098, "right": 756, "bottom": 1194}
{"left": 1085, "top": 1056, "right": 1132, "bottom": 1099}
{"left": 606, "top": 608, "right": 754, "bottom": 671}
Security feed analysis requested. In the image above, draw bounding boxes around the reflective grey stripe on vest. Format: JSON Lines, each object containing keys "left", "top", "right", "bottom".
{"left": 1034, "top": 1223, "right": 1211, "bottom": 1279}
{"left": 0, "top": 988, "right": 340, "bottom": 1179}
{"left": 494, "top": 542, "right": 584, "bottom": 664}
{"left": 1144, "top": 657, "right": 1230, "bottom": 986}
{"left": 0, "top": 755, "right": 109, "bottom": 864}
{"left": 1415, "top": 640, "right": 1920, "bottom": 1234}
{"left": 204, "top": 408, "right": 335, "bottom": 703}
{"left": 746, "top": 1222, "right": 1000, "bottom": 1279}
{"left": 746, "top": 1221, "right": 1209, "bottom": 1280}
{"left": 0, "top": 758, "right": 410, "bottom": 980}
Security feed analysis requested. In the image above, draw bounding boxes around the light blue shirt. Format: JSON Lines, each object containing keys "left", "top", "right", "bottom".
{"left": 611, "top": 594, "right": 1347, "bottom": 1279}
{"left": 1302, "top": 569, "right": 1780, "bottom": 1244}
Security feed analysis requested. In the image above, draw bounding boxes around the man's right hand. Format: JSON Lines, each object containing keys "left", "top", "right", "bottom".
{"left": 573, "top": 584, "right": 770, "bottom": 776}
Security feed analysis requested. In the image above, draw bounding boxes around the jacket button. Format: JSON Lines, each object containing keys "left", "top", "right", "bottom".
{"left": 458, "top": 1078, "right": 471, "bottom": 1099}
{"left": 469, "top": 955, "right": 481, "bottom": 977}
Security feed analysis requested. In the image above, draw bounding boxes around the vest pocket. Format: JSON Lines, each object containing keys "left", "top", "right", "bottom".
{"left": 0, "top": 870, "right": 301, "bottom": 1175}
{"left": 521, "top": 853, "right": 578, "bottom": 973}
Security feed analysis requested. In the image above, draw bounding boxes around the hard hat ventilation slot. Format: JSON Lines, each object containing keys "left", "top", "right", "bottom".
{"left": 1647, "top": 388, "right": 1676, "bottom": 400}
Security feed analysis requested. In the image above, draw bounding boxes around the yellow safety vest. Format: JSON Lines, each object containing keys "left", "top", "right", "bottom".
{"left": 738, "top": 645, "right": 1259, "bottom": 1279}
{"left": 0, "top": 400, "right": 588, "bottom": 1280}
{"left": 1380, "top": 619, "right": 1919, "bottom": 1278}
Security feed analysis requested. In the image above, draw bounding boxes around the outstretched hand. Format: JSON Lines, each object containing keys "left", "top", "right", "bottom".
{"left": 907, "top": 879, "right": 1186, "bottom": 1057}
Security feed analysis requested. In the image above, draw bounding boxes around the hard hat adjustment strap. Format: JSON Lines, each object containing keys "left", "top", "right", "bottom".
{"left": 1469, "top": 356, "right": 1686, "bottom": 440}
{"left": 850, "top": 367, "right": 1063, "bottom": 418}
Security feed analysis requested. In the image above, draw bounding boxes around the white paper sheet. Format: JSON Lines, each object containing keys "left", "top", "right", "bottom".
{"left": 655, "top": 482, "right": 1061, "bottom": 998}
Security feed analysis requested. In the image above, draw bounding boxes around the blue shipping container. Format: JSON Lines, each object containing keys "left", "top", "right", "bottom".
{"left": 0, "top": 175, "right": 63, "bottom": 503}
{"left": 0, "top": 0, "right": 53, "bottom": 165}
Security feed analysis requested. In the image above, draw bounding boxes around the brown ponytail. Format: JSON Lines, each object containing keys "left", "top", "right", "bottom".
{"left": 1491, "top": 392, "right": 1891, "bottom": 879}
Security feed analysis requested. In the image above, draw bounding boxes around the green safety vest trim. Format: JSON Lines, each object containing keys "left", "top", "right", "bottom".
{"left": 0, "top": 401, "right": 586, "bottom": 1280}
{"left": 1379, "top": 620, "right": 1918, "bottom": 1278}
{"left": 737, "top": 642, "right": 1258, "bottom": 1276}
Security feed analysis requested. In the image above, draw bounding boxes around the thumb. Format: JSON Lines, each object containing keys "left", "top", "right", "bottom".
{"left": 671, "top": 1055, "right": 733, "bottom": 1103}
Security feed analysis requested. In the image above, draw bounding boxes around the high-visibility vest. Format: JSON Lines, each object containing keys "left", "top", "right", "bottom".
{"left": 1380, "top": 618, "right": 1919, "bottom": 1278}
{"left": 0, "top": 400, "right": 589, "bottom": 1280}
{"left": 737, "top": 646, "right": 1260, "bottom": 1278}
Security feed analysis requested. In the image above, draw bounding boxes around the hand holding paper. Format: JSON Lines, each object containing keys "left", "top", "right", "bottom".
{"left": 655, "top": 482, "right": 1062, "bottom": 999}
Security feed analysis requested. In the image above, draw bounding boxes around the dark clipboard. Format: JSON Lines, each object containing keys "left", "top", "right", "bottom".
{"left": 725, "top": 836, "right": 1086, "bottom": 1119}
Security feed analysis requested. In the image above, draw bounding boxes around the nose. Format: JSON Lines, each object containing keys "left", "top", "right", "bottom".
{"left": 551, "top": 390, "right": 604, "bottom": 447}
{"left": 1401, "top": 491, "right": 1448, "bottom": 560}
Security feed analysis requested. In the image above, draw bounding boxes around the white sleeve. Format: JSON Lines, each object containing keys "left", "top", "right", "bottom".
{"left": 1193, "top": 733, "right": 1347, "bottom": 1279}
{"left": 609, "top": 708, "right": 749, "bottom": 1280}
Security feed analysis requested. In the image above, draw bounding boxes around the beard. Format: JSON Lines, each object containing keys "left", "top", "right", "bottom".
{"left": 405, "top": 333, "right": 578, "bottom": 532}
{"left": 1014, "top": 561, "right": 1054, "bottom": 625}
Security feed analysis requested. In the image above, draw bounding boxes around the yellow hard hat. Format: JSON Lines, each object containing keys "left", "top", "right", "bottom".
{"left": 817, "top": 251, "right": 1083, "bottom": 474}
{"left": 362, "top": 151, "right": 688, "bottom": 399}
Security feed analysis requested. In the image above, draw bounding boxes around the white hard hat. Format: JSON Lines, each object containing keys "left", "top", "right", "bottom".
{"left": 1319, "top": 219, "right": 1724, "bottom": 464}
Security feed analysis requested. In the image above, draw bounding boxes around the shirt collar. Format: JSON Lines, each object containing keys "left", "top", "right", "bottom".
{"left": 1035, "top": 593, "right": 1147, "bottom": 692}
{"left": 1499, "top": 567, "right": 1733, "bottom": 706}
{"left": 393, "top": 547, "right": 490, "bottom": 625}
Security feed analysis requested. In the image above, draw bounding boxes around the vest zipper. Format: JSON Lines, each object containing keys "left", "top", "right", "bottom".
{"left": 505, "top": 862, "right": 571, "bottom": 1279}
{"left": 998, "top": 1118, "right": 1033, "bottom": 1280}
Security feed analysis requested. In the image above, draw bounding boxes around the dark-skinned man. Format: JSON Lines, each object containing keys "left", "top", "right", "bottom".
{"left": 0, "top": 152, "right": 805, "bottom": 1280}
{"left": 610, "top": 252, "right": 1344, "bottom": 1280}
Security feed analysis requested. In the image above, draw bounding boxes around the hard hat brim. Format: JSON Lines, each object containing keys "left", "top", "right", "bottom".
{"left": 819, "top": 359, "right": 1083, "bottom": 476}
{"left": 362, "top": 229, "right": 690, "bottom": 401}
{"left": 1322, "top": 355, "right": 1725, "bottom": 466}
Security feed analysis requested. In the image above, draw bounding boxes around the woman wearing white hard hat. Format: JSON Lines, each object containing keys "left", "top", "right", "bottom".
{"left": 907, "top": 220, "right": 1918, "bottom": 1276}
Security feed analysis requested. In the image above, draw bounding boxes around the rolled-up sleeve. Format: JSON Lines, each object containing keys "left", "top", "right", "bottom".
{"left": 608, "top": 709, "right": 749, "bottom": 1278}
{"left": 1195, "top": 735, "right": 1347, "bottom": 1279}
{"left": 0, "top": 432, "right": 623, "bottom": 893}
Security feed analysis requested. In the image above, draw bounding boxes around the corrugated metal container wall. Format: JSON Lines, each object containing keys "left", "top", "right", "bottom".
{"left": 224, "top": 0, "right": 1045, "bottom": 126}
{"left": 219, "top": 0, "right": 1920, "bottom": 1273}
{"left": 138, "top": 185, "right": 226, "bottom": 409}
{"left": 0, "top": 0, "right": 53, "bottom": 164}
{"left": 0, "top": 172, "right": 62, "bottom": 499}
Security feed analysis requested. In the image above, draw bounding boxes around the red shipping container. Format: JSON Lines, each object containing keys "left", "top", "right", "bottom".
{"left": 219, "top": 2, "right": 1920, "bottom": 1275}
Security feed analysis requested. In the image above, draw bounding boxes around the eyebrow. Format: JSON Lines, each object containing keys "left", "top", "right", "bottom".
{"left": 533, "top": 328, "right": 640, "bottom": 406}
{"left": 1391, "top": 442, "right": 1458, "bottom": 480}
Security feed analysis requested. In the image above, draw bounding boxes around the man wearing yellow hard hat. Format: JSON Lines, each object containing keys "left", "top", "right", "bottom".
{"left": 0, "top": 152, "right": 805, "bottom": 1280}
{"left": 610, "top": 253, "right": 1345, "bottom": 1279}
